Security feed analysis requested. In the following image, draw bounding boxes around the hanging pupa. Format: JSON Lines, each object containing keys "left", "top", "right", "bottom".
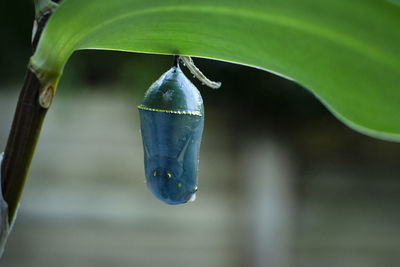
{"left": 138, "top": 60, "right": 204, "bottom": 204}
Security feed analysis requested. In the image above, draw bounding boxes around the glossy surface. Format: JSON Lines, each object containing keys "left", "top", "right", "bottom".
{"left": 139, "top": 66, "right": 204, "bottom": 204}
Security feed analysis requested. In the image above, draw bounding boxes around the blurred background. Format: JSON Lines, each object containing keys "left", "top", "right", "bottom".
{"left": 1, "top": 1, "right": 400, "bottom": 267}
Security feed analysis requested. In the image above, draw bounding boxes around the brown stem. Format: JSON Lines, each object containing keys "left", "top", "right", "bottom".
{"left": 1, "top": 6, "right": 55, "bottom": 224}
{"left": 1, "top": 70, "right": 48, "bottom": 223}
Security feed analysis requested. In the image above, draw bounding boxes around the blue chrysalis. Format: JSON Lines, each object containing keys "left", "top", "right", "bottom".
{"left": 138, "top": 63, "right": 204, "bottom": 205}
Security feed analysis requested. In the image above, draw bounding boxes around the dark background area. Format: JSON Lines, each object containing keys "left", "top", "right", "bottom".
{"left": 1, "top": 1, "right": 399, "bottom": 267}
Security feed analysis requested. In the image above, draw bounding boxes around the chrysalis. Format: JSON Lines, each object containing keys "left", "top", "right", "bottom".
{"left": 138, "top": 62, "right": 204, "bottom": 205}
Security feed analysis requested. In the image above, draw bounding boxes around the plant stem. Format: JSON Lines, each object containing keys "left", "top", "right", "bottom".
{"left": 1, "top": 3, "right": 56, "bottom": 225}
{"left": 1, "top": 71, "right": 48, "bottom": 224}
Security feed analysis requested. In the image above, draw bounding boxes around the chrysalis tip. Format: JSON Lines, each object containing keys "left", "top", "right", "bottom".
{"left": 188, "top": 193, "right": 196, "bottom": 203}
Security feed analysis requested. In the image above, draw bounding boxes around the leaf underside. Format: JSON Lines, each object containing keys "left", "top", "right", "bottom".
{"left": 32, "top": 0, "right": 400, "bottom": 141}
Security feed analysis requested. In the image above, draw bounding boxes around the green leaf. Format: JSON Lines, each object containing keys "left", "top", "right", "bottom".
{"left": 31, "top": 0, "right": 400, "bottom": 141}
